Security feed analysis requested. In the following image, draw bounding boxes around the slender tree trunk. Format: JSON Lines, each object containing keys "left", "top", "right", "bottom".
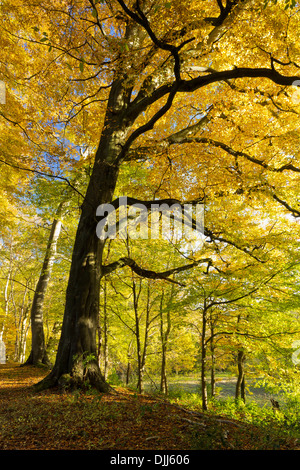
{"left": 103, "top": 287, "right": 109, "bottom": 380}
{"left": 235, "top": 314, "right": 246, "bottom": 402}
{"left": 14, "top": 296, "right": 30, "bottom": 363}
{"left": 159, "top": 291, "right": 167, "bottom": 394}
{"left": 159, "top": 289, "right": 171, "bottom": 395}
{"left": 12, "top": 278, "right": 30, "bottom": 362}
{"left": 97, "top": 323, "right": 103, "bottom": 374}
{"left": 140, "top": 282, "right": 151, "bottom": 391}
{"left": 201, "top": 302, "right": 208, "bottom": 411}
{"left": 132, "top": 279, "right": 152, "bottom": 394}
{"left": 24, "top": 203, "right": 63, "bottom": 367}
{"left": 126, "top": 361, "right": 131, "bottom": 386}
{"left": 126, "top": 361, "right": 131, "bottom": 385}
{"left": 241, "top": 374, "right": 246, "bottom": 402}
{"left": 1, "top": 263, "right": 12, "bottom": 341}
{"left": 235, "top": 350, "right": 246, "bottom": 402}
{"left": 19, "top": 301, "right": 30, "bottom": 363}
{"left": 126, "top": 340, "right": 133, "bottom": 385}
{"left": 1, "top": 239, "right": 13, "bottom": 353}
{"left": 133, "top": 279, "right": 143, "bottom": 393}
{"left": 210, "top": 324, "right": 216, "bottom": 398}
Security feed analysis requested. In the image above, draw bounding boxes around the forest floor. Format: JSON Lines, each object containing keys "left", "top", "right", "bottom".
{"left": 0, "top": 363, "right": 299, "bottom": 451}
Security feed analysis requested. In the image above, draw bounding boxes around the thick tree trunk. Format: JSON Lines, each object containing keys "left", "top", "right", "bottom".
{"left": 35, "top": 154, "right": 120, "bottom": 392}
{"left": 23, "top": 204, "right": 63, "bottom": 367}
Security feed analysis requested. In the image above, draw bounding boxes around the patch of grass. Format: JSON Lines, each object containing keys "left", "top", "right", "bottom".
{"left": 167, "top": 387, "right": 203, "bottom": 409}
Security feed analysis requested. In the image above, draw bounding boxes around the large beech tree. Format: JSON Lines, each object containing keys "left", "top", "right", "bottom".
{"left": 2, "top": 0, "right": 300, "bottom": 391}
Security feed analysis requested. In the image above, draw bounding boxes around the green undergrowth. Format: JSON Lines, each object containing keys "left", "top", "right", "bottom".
{"left": 167, "top": 387, "right": 300, "bottom": 444}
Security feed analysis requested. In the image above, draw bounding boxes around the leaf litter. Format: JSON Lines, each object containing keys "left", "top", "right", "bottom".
{"left": 0, "top": 364, "right": 298, "bottom": 451}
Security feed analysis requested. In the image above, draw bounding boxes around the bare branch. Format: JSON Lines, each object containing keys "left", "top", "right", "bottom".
{"left": 272, "top": 194, "right": 300, "bottom": 217}
{"left": 206, "top": 264, "right": 295, "bottom": 310}
{"left": 204, "top": 228, "right": 265, "bottom": 262}
{"left": 166, "top": 136, "right": 300, "bottom": 174}
{"left": 0, "top": 158, "right": 85, "bottom": 200}
{"left": 102, "top": 256, "right": 212, "bottom": 286}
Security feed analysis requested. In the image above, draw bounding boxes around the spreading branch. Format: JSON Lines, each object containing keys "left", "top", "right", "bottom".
{"left": 126, "top": 125, "right": 300, "bottom": 220}
{"left": 102, "top": 256, "right": 212, "bottom": 286}
{"left": 97, "top": 195, "right": 267, "bottom": 262}
{"left": 166, "top": 136, "right": 300, "bottom": 174}
{"left": 114, "top": 1, "right": 299, "bottom": 165}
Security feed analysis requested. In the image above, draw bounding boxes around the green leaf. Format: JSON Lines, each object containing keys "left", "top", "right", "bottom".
{"left": 40, "top": 37, "right": 49, "bottom": 42}
{"left": 79, "top": 60, "right": 84, "bottom": 73}
{"left": 92, "top": 8, "right": 97, "bottom": 17}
